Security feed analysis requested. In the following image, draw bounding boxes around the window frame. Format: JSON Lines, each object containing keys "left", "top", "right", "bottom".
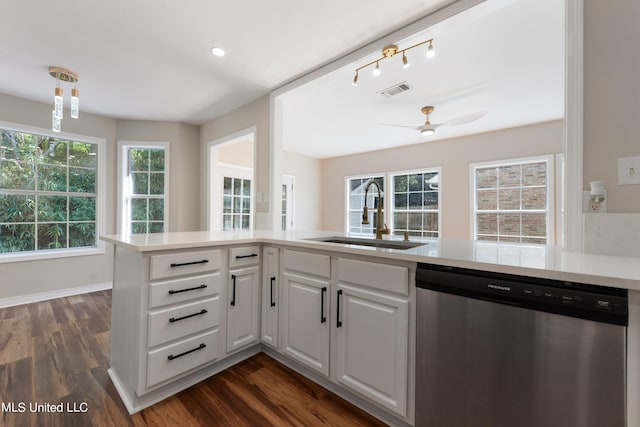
{"left": 0, "top": 120, "right": 106, "bottom": 263}
{"left": 470, "top": 155, "right": 555, "bottom": 245}
{"left": 344, "top": 168, "right": 442, "bottom": 238}
{"left": 344, "top": 172, "right": 386, "bottom": 237}
{"left": 218, "top": 163, "right": 254, "bottom": 231}
{"left": 389, "top": 167, "right": 442, "bottom": 238}
{"left": 117, "top": 140, "right": 170, "bottom": 235}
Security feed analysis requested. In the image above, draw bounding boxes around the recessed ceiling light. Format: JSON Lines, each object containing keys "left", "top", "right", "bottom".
{"left": 211, "top": 47, "right": 225, "bottom": 57}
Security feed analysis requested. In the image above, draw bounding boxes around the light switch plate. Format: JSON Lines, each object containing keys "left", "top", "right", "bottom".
{"left": 618, "top": 156, "right": 640, "bottom": 185}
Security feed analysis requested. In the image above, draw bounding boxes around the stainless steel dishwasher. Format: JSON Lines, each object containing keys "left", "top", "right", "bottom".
{"left": 416, "top": 263, "right": 627, "bottom": 427}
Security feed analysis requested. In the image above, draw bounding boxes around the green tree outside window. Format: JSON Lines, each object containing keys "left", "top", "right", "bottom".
{"left": 0, "top": 129, "right": 98, "bottom": 253}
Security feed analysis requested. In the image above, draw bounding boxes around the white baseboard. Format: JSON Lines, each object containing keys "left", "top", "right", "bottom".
{"left": 0, "top": 281, "right": 113, "bottom": 308}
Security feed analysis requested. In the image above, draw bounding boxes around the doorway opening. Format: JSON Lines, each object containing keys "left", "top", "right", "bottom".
{"left": 208, "top": 130, "right": 255, "bottom": 231}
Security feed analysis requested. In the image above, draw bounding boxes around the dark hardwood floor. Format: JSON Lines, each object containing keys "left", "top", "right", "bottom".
{"left": 0, "top": 290, "right": 387, "bottom": 427}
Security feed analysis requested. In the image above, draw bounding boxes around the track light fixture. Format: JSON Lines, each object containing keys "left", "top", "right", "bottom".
{"left": 49, "top": 66, "right": 79, "bottom": 132}
{"left": 351, "top": 38, "right": 434, "bottom": 86}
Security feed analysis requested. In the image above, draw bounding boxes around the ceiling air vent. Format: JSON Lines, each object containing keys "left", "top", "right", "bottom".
{"left": 377, "top": 81, "right": 412, "bottom": 98}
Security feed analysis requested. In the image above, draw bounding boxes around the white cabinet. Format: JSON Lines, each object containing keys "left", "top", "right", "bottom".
{"left": 335, "top": 258, "right": 409, "bottom": 418}
{"left": 261, "top": 246, "right": 279, "bottom": 348}
{"left": 335, "top": 258, "right": 409, "bottom": 417}
{"left": 108, "top": 240, "right": 412, "bottom": 423}
{"left": 281, "top": 250, "right": 331, "bottom": 375}
{"left": 226, "top": 246, "right": 260, "bottom": 353}
{"left": 146, "top": 249, "right": 224, "bottom": 389}
{"left": 277, "top": 252, "right": 410, "bottom": 418}
{"left": 109, "top": 246, "right": 225, "bottom": 407}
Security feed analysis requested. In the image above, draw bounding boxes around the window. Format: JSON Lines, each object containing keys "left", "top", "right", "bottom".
{"left": 472, "top": 157, "right": 553, "bottom": 244}
{"left": 1, "top": 126, "right": 101, "bottom": 257}
{"left": 223, "top": 176, "right": 251, "bottom": 230}
{"left": 391, "top": 171, "right": 440, "bottom": 238}
{"left": 346, "top": 171, "right": 441, "bottom": 238}
{"left": 119, "top": 142, "right": 168, "bottom": 234}
{"left": 347, "top": 175, "right": 384, "bottom": 236}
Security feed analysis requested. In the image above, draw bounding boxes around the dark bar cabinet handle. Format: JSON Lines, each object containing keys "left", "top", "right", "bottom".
{"left": 168, "top": 284, "right": 207, "bottom": 295}
{"left": 320, "top": 287, "right": 327, "bottom": 323}
{"left": 336, "top": 289, "right": 343, "bottom": 328}
{"left": 270, "top": 277, "right": 276, "bottom": 307}
{"left": 167, "top": 343, "right": 206, "bottom": 361}
{"left": 170, "top": 259, "right": 209, "bottom": 268}
{"left": 230, "top": 274, "right": 237, "bottom": 306}
{"left": 235, "top": 253, "right": 258, "bottom": 259}
{"left": 169, "top": 309, "right": 207, "bottom": 323}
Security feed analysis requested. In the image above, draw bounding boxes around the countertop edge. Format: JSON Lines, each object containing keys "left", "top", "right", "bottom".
{"left": 100, "top": 232, "right": 640, "bottom": 291}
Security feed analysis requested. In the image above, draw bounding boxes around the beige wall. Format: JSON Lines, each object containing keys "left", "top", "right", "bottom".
{"left": 584, "top": 0, "right": 640, "bottom": 213}
{"left": 217, "top": 138, "right": 254, "bottom": 168}
{"left": 0, "top": 93, "right": 117, "bottom": 299}
{"left": 283, "top": 151, "right": 322, "bottom": 230}
{"left": 200, "top": 96, "right": 271, "bottom": 229}
{"left": 116, "top": 120, "right": 201, "bottom": 232}
{"left": 321, "top": 120, "right": 563, "bottom": 238}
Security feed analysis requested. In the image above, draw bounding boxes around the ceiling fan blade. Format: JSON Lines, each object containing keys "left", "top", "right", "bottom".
{"left": 380, "top": 123, "right": 423, "bottom": 130}
{"left": 441, "top": 111, "right": 488, "bottom": 127}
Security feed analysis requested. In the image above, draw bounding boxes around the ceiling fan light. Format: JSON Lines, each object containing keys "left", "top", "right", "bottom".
{"left": 421, "top": 127, "right": 436, "bottom": 136}
{"left": 211, "top": 47, "right": 225, "bottom": 57}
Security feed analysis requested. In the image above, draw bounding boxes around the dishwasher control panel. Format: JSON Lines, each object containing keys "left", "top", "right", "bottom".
{"left": 416, "top": 263, "right": 628, "bottom": 326}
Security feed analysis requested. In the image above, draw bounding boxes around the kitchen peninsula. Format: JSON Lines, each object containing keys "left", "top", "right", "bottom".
{"left": 101, "top": 230, "right": 640, "bottom": 426}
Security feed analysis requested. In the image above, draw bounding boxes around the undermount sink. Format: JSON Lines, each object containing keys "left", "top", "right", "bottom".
{"left": 305, "top": 236, "right": 426, "bottom": 250}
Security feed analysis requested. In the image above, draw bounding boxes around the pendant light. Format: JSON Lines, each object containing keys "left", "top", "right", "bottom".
{"left": 48, "top": 67, "right": 80, "bottom": 131}
{"left": 71, "top": 84, "right": 79, "bottom": 119}
{"left": 54, "top": 79, "right": 63, "bottom": 120}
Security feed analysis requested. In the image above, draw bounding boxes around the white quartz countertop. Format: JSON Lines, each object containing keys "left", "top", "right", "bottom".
{"left": 100, "top": 230, "right": 640, "bottom": 290}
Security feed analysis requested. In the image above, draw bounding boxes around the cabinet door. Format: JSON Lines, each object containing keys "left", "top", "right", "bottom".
{"left": 261, "top": 246, "right": 279, "bottom": 348}
{"left": 281, "top": 271, "right": 330, "bottom": 375}
{"left": 226, "top": 266, "right": 260, "bottom": 353}
{"left": 335, "top": 283, "right": 408, "bottom": 417}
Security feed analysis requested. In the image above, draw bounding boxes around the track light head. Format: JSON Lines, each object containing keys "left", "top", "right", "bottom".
{"left": 402, "top": 52, "right": 410, "bottom": 69}
{"left": 372, "top": 61, "right": 381, "bottom": 77}
{"left": 426, "top": 41, "right": 435, "bottom": 59}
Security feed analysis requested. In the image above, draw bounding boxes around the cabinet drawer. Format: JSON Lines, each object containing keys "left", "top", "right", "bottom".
{"left": 283, "top": 249, "right": 330, "bottom": 279}
{"left": 150, "top": 249, "right": 221, "bottom": 280}
{"left": 229, "top": 246, "right": 261, "bottom": 269}
{"left": 149, "top": 273, "right": 222, "bottom": 309}
{"left": 146, "top": 329, "right": 219, "bottom": 388}
{"left": 148, "top": 298, "right": 220, "bottom": 347}
{"left": 338, "top": 258, "right": 408, "bottom": 295}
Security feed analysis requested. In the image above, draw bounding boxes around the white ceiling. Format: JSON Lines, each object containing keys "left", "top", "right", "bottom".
{"left": 0, "top": 0, "right": 456, "bottom": 125}
{"left": 280, "top": 0, "right": 565, "bottom": 159}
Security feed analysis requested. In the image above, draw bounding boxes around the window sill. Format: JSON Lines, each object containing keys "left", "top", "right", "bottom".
{"left": 0, "top": 245, "right": 106, "bottom": 264}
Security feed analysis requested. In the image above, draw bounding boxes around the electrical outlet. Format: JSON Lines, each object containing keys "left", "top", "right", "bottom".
{"left": 583, "top": 190, "right": 607, "bottom": 213}
{"left": 590, "top": 200, "right": 602, "bottom": 212}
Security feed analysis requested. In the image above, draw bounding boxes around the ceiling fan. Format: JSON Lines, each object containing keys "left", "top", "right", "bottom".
{"left": 384, "top": 106, "right": 487, "bottom": 136}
